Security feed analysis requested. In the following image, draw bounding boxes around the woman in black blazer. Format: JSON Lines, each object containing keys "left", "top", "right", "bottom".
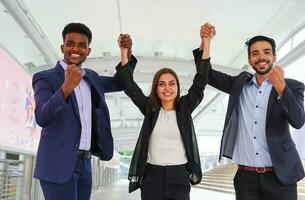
{"left": 116, "top": 34, "right": 211, "bottom": 200}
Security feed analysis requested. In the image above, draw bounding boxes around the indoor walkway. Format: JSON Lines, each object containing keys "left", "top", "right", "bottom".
{"left": 91, "top": 179, "right": 235, "bottom": 200}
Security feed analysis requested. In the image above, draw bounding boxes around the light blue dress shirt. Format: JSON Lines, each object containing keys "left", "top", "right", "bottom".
{"left": 232, "top": 76, "right": 273, "bottom": 167}
{"left": 60, "top": 61, "right": 92, "bottom": 151}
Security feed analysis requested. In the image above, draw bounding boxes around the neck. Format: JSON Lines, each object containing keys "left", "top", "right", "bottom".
{"left": 255, "top": 74, "right": 268, "bottom": 86}
{"left": 64, "top": 59, "right": 82, "bottom": 68}
{"left": 161, "top": 101, "right": 174, "bottom": 111}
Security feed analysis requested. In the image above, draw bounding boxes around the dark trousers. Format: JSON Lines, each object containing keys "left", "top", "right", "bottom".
{"left": 140, "top": 164, "right": 190, "bottom": 200}
{"left": 234, "top": 169, "right": 297, "bottom": 200}
{"left": 40, "top": 158, "right": 92, "bottom": 200}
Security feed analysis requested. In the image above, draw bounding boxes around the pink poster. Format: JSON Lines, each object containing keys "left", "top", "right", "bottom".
{"left": 0, "top": 47, "right": 40, "bottom": 154}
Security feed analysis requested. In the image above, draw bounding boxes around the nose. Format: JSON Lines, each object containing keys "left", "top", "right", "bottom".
{"left": 71, "top": 45, "right": 79, "bottom": 52}
{"left": 258, "top": 52, "right": 268, "bottom": 60}
{"left": 164, "top": 84, "right": 172, "bottom": 90}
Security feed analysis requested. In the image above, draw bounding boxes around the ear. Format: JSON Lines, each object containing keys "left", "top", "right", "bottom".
{"left": 248, "top": 57, "right": 251, "bottom": 66}
{"left": 60, "top": 45, "right": 64, "bottom": 54}
{"left": 273, "top": 55, "right": 277, "bottom": 63}
{"left": 87, "top": 47, "right": 91, "bottom": 56}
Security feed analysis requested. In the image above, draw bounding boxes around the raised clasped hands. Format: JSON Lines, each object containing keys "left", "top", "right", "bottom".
{"left": 200, "top": 22, "right": 216, "bottom": 58}
{"left": 200, "top": 23, "right": 216, "bottom": 41}
{"left": 118, "top": 34, "right": 132, "bottom": 61}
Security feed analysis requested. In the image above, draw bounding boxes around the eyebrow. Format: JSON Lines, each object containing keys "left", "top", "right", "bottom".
{"left": 251, "top": 48, "right": 272, "bottom": 53}
{"left": 66, "top": 40, "right": 87, "bottom": 45}
{"left": 158, "top": 80, "right": 176, "bottom": 83}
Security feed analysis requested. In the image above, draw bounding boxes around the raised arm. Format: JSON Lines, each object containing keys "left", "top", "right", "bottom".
{"left": 182, "top": 25, "right": 216, "bottom": 112}
{"left": 116, "top": 34, "right": 148, "bottom": 115}
{"left": 193, "top": 23, "right": 236, "bottom": 94}
{"left": 99, "top": 34, "right": 136, "bottom": 93}
{"left": 120, "top": 33, "right": 130, "bottom": 66}
{"left": 200, "top": 23, "right": 215, "bottom": 59}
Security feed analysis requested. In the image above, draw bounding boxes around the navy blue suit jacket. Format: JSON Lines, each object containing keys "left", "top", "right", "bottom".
{"left": 193, "top": 49, "right": 305, "bottom": 185}
{"left": 32, "top": 58, "right": 136, "bottom": 184}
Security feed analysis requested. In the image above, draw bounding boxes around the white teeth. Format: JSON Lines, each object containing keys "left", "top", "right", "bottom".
{"left": 258, "top": 62, "right": 267, "bottom": 67}
{"left": 71, "top": 54, "right": 80, "bottom": 58}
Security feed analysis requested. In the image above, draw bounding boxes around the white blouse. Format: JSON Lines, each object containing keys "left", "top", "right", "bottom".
{"left": 147, "top": 108, "right": 187, "bottom": 166}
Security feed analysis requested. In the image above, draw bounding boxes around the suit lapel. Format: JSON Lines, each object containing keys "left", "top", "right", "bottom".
{"left": 227, "top": 73, "right": 252, "bottom": 122}
{"left": 266, "top": 87, "right": 277, "bottom": 124}
{"left": 55, "top": 62, "right": 81, "bottom": 123}
{"left": 84, "top": 69, "right": 110, "bottom": 113}
{"left": 147, "top": 109, "right": 160, "bottom": 137}
{"left": 55, "top": 62, "right": 65, "bottom": 81}
{"left": 151, "top": 110, "right": 159, "bottom": 129}
{"left": 71, "top": 93, "right": 81, "bottom": 123}
{"left": 84, "top": 69, "right": 102, "bottom": 96}
{"left": 83, "top": 69, "right": 93, "bottom": 87}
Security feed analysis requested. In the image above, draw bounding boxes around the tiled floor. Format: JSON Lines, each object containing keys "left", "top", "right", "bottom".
{"left": 91, "top": 180, "right": 235, "bottom": 200}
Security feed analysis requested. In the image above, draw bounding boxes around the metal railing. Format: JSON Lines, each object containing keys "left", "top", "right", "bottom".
{"left": 0, "top": 159, "right": 24, "bottom": 200}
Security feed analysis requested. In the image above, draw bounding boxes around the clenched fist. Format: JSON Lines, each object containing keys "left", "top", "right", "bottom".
{"left": 61, "top": 64, "right": 83, "bottom": 99}
{"left": 267, "top": 66, "right": 286, "bottom": 96}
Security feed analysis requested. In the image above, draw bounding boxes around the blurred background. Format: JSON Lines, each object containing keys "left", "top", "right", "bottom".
{"left": 0, "top": 0, "right": 305, "bottom": 199}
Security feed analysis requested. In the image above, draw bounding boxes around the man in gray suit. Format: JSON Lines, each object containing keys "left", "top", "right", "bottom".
{"left": 194, "top": 23, "right": 305, "bottom": 200}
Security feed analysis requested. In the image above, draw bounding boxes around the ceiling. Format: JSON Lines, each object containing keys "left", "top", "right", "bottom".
{"left": 1, "top": 0, "right": 305, "bottom": 151}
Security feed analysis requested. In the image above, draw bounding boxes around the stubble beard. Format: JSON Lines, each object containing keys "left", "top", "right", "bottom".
{"left": 252, "top": 60, "right": 273, "bottom": 75}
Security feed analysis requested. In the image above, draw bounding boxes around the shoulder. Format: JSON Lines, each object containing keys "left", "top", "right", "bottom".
{"left": 236, "top": 71, "right": 253, "bottom": 83}
{"left": 240, "top": 71, "right": 252, "bottom": 78}
{"left": 229, "top": 71, "right": 253, "bottom": 85}
{"left": 285, "top": 78, "right": 304, "bottom": 88}
{"left": 33, "top": 68, "right": 57, "bottom": 81}
{"left": 284, "top": 78, "right": 305, "bottom": 93}
{"left": 85, "top": 68, "right": 98, "bottom": 75}
{"left": 85, "top": 68, "right": 100, "bottom": 79}
{"left": 176, "top": 98, "right": 191, "bottom": 112}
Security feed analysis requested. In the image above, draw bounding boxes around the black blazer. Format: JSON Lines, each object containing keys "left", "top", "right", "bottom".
{"left": 193, "top": 49, "right": 305, "bottom": 185}
{"left": 116, "top": 57, "right": 211, "bottom": 192}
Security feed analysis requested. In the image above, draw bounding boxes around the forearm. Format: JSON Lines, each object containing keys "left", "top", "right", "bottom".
{"left": 278, "top": 85, "right": 305, "bottom": 128}
{"left": 193, "top": 48, "right": 236, "bottom": 94}
{"left": 101, "top": 55, "right": 137, "bottom": 93}
{"left": 61, "top": 83, "right": 73, "bottom": 100}
{"left": 116, "top": 63, "right": 147, "bottom": 114}
{"left": 34, "top": 87, "right": 67, "bottom": 127}
{"left": 202, "top": 39, "right": 211, "bottom": 59}
{"left": 121, "top": 48, "right": 129, "bottom": 66}
{"left": 184, "top": 58, "right": 212, "bottom": 112}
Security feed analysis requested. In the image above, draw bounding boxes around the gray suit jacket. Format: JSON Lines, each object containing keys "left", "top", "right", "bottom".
{"left": 194, "top": 49, "right": 305, "bottom": 185}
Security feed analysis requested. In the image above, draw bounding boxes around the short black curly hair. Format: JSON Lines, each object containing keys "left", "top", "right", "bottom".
{"left": 245, "top": 35, "right": 276, "bottom": 57}
{"left": 62, "top": 23, "right": 92, "bottom": 44}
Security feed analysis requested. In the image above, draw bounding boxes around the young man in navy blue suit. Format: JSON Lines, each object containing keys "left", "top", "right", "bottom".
{"left": 32, "top": 23, "right": 136, "bottom": 200}
{"left": 194, "top": 23, "right": 305, "bottom": 200}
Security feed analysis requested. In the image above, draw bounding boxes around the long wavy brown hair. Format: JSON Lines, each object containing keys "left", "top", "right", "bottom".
{"left": 147, "top": 68, "right": 180, "bottom": 114}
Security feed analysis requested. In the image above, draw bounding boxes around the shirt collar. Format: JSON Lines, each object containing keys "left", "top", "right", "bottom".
{"left": 60, "top": 60, "right": 86, "bottom": 77}
{"left": 248, "top": 75, "right": 271, "bottom": 88}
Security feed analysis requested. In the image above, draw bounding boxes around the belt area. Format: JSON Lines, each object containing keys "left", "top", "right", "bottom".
{"left": 238, "top": 165, "right": 274, "bottom": 174}
{"left": 78, "top": 150, "right": 91, "bottom": 159}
